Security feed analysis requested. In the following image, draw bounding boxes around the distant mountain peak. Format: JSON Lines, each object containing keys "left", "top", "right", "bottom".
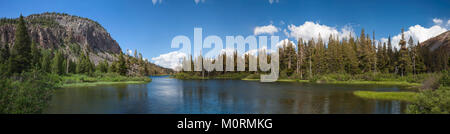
{"left": 420, "top": 30, "right": 450, "bottom": 52}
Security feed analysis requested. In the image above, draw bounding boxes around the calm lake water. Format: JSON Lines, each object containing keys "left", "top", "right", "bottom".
{"left": 44, "top": 76, "right": 409, "bottom": 114}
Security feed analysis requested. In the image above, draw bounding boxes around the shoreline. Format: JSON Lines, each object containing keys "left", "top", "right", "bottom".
{"left": 242, "top": 78, "right": 421, "bottom": 87}
{"left": 61, "top": 80, "right": 151, "bottom": 88}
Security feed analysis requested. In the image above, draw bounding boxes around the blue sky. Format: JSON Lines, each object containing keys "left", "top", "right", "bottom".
{"left": 0, "top": 0, "right": 449, "bottom": 69}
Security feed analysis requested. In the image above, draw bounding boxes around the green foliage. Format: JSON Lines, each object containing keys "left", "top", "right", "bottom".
{"left": 0, "top": 42, "right": 9, "bottom": 62}
{"left": 9, "top": 15, "right": 32, "bottom": 74}
{"left": 439, "top": 71, "right": 450, "bottom": 87}
{"left": 28, "top": 17, "right": 60, "bottom": 28}
{"left": 0, "top": 18, "right": 17, "bottom": 26}
{"left": 407, "top": 87, "right": 450, "bottom": 114}
{"left": 96, "top": 59, "right": 109, "bottom": 73}
{"left": 117, "top": 52, "right": 127, "bottom": 75}
{"left": 30, "top": 41, "right": 41, "bottom": 68}
{"left": 0, "top": 14, "right": 159, "bottom": 114}
{"left": 354, "top": 91, "right": 417, "bottom": 102}
{"left": 0, "top": 71, "right": 61, "bottom": 114}
{"left": 76, "top": 52, "right": 94, "bottom": 75}
{"left": 40, "top": 50, "right": 52, "bottom": 73}
{"left": 51, "top": 50, "right": 64, "bottom": 75}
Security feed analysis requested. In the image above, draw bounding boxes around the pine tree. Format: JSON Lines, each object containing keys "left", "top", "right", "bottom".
{"left": 76, "top": 52, "right": 93, "bottom": 74}
{"left": 398, "top": 28, "right": 412, "bottom": 76}
{"left": 118, "top": 52, "right": 127, "bottom": 75}
{"left": 97, "top": 59, "right": 109, "bottom": 73}
{"left": 377, "top": 42, "right": 388, "bottom": 73}
{"left": 314, "top": 35, "right": 326, "bottom": 74}
{"left": 306, "top": 39, "right": 315, "bottom": 78}
{"left": 414, "top": 41, "right": 426, "bottom": 73}
{"left": 342, "top": 37, "right": 359, "bottom": 74}
{"left": 30, "top": 41, "right": 41, "bottom": 68}
{"left": 9, "top": 14, "right": 32, "bottom": 73}
{"left": 0, "top": 42, "right": 9, "bottom": 76}
{"left": 68, "top": 59, "right": 76, "bottom": 74}
{"left": 357, "top": 29, "right": 372, "bottom": 73}
{"left": 40, "top": 50, "right": 51, "bottom": 73}
{"left": 408, "top": 36, "right": 416, "bottom": 75}
{"left": 297, "top": 38, "right": 305, "bottom": 79}
{"left": 386, "top": 35, "right": 394, "bottom": 73}
{"left": 51, "top": 51, "right": 64, "bottom": 75}
{"left": 0, "top": 42, "right": 9, "bottom": 63}
{"left": 109, "top": 61, "right": 118, "bottom": 73}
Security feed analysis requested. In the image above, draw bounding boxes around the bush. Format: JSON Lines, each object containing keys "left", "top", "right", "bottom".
{"left": 0, "top": 71, "right": 60, "bottom": 114}
{"left": 407, "top": 87, "right": 450, "bottom": 114}
{"left": 421, "top": 74, "right": 441, "bottom": 90}
{"left": 439, "top": 71, "right": 450, "bottom": 87}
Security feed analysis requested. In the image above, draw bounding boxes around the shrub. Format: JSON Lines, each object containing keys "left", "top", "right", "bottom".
{"left": 439, "top": 71, "right": 450, "bottom": 87}
{"left": 0, "top": 72, "right": 60, "bottom": 114}
{"left": 421, "top": 75, "right": 441, "bottom": 90}
{"left": 407, "top": 87, "right": 450, "bottom": 114}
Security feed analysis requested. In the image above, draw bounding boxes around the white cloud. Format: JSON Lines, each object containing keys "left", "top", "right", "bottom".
{"left": 283, "top": 29, "right": 289, "bottom": 37}
{"left": 287, "top": 21, "right": 355, "bottom": 43}
{"left": 195, "top": 0, "right": 206, "bottom": 4}
{"left": 152, "top": 0, "right": 162, "bottom": 5}
{"left": 380, "top": 24, "right": 447, "bottom": 49}
{"left": 127, "top": 49, "right": 133, "bottom": 55}
{"left": 269, "top": 0, "right": 279, "bottom": 4}
{"left": 151, "top": 51, "right": 187, "bottom": 70}
{"left": 276, "top": 39, "right": 295, "bottom": 48}
{"left": 447, "top": 20, "right": 450, "bottom": 27}
{"left": 433, "top": 18, "right": 443, "bottom": 25}
{"left": 254, "top": 24, "right": 279, "bottom": 35}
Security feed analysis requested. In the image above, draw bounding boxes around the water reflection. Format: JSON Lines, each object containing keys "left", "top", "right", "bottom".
{"left": 44, "top": 76, "right": 408, "bottom": 114}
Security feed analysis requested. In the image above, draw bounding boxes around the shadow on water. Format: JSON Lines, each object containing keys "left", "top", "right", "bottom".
{"left": 44, "top": 76, "right": 408, "bottom": 114}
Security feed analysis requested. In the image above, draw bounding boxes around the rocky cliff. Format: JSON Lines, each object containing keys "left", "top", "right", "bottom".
{"left": 0, "top": 12, "right": 172, "bottom": 75}
{"left": 0, "top": 12, "right": 122, "bottom": 64}
{"left": 420, "top": 30, "right": 450, "bottom": 52}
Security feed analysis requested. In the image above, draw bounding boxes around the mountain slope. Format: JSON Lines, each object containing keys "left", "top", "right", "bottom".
{"left": 0, "top": 12, "right": 172, "bottom": 75}
{"left": 420, "top": 30, "right": 449, "bottom": 72}
{"left": 420, "top": 30, "right": 450, "bottom": 52}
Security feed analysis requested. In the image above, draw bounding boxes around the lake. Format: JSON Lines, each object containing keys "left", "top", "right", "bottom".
{"left": 44, "top": 76, "right": 409, "bottom": 114}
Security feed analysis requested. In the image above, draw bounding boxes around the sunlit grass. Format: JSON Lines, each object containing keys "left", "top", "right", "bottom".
{"left": 353, "top": 91, "right": 418, "bottom": 102}
{"left": 326, "top": 80, "right": 421, "bottom": 86}
{"left": 62, "top": 81, "right": 150, "bottom": 87}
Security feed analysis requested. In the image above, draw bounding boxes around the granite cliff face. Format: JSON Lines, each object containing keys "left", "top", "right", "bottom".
{"left": 0, "top": 12, "right": 121, "bottom": 64}
{"left": 0, "top": 12, "right": 172, "bottom": 75}
{"left": 420, "top": 30, "right": 450, "bottom": 52}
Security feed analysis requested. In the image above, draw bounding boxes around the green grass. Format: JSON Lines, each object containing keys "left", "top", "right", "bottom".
{"left": 179, "top": 72, "right": 424, "bottom": 87}
{"left": 326, "top": 80, "right": 421, "bottom": 86}
{"left": 173, "top": 72, "right": 250, "bottom": 80}
{"left": 242, "top": 78, "right": 309, "bottom": 83}
{"left": 241, "top": 78, "right": 260, "bottom": 81}
{"left": 62, "top": 81, "right": 150, "bottom": 87}
{"left": 242, "top": 77, "right": 420, "bottom": 87}
{"left": 353, "top": 91, "right": 418, "bottom": 102}
{"left": 60, "top": 73, "right": 151, "bottom": 87}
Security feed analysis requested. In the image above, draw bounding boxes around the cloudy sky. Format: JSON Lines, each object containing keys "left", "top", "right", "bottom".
{"left": 1, "top": 0, "right": 449, "bottom": 69}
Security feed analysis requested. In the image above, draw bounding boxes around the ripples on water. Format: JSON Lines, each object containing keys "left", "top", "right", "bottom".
{"left": 44, "top": 76, "right": 408, "bottom": 114}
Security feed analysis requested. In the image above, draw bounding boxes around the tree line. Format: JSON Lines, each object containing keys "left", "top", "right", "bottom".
{"left": 180, "top": 29, "right": 448, "bottom": 79}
